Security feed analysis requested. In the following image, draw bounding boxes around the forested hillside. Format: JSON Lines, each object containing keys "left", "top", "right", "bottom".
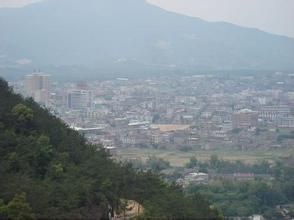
{"left": 0, "top": 77, "right": 222, "bottom": 219}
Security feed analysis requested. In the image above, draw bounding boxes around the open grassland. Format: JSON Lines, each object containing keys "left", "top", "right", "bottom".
{"left": 116, "top": 147, "right": 294, "bottom": 167}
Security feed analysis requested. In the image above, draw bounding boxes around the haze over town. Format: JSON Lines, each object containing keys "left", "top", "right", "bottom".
{"left": 0, "top": 0, "right": 294, "bottom": 219}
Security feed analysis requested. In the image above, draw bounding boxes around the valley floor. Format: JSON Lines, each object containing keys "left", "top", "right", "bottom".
{"left": 115, "top": 147, "right": 294, "bottom": 167}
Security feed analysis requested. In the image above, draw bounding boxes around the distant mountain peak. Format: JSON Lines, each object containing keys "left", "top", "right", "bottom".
{"left": 0, "top": 0, "right": 293, "bottom": 72}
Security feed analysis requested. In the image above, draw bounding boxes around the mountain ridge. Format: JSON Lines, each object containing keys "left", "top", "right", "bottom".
{"left": 0, "top": 0, "right": 294, "bottom": 72}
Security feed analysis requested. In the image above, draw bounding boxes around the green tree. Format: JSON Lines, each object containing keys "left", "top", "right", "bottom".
{"left": 186, "top": 156, "right": 198, "bottom": 168}
{"left": 0, "top": 193, "right": 36, "bottom": 220}
{"left": 146, "top": 156, "right": 170, "bottom": 172}
{"left": 11, "top": 104, "right": 33, "bottom": 122}
{"left": 35, "top": 135, "right": 54, "bottom": 177}
{"left": 210, "top": 154, "right": 220, "bottom": 168}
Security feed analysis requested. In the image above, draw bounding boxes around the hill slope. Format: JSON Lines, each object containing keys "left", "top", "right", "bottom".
{"left": 0, "top": 77, "right": 222, "bottom": 219}
{"left": 0, "top": 0, "right": 294, "bottom": 72}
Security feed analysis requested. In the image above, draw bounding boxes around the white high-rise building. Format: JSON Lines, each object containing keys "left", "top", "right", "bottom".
{"left": 24, "top": 72, "right": 50, "bottom": 106}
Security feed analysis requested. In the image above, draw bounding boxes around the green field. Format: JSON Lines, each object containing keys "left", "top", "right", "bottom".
{"left": 116, "top": 147, "right": 294, "bottom": 167}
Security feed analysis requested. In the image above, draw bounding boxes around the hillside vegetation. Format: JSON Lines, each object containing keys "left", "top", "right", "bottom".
{"left": 0, "top": 77, "right": 222, "bottom": 219}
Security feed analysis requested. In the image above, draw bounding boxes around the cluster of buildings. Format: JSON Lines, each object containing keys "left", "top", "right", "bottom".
{"left": 11, "top": 71, "right": 294, "bottom": 151}
{"left": 176, "top": 172, "right": 209, "bottom": 187}
{"left": 176, "top": 171, "right": 272, "bottom": 188}
{"left": 227, "top": 215, "right": 265, "bottom": 220}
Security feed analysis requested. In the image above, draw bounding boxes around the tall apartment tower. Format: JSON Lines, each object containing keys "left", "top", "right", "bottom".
{"left": 24, "top": 72, "right": 50, "bottom": 106}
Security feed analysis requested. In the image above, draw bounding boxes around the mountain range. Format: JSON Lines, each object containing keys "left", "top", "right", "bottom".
{"left": 0, "top": 0, "right": 294, "bottom": 73}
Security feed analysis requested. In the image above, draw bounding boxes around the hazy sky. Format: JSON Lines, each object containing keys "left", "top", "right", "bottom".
{"left": 147, "top": 0, "right": 294, "bottom": 38}
{"left": 0, "top": 0, "right": 293, "bottom": 38}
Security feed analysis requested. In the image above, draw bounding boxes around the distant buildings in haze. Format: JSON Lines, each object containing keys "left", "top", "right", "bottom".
{"left": 232, "top": 109, "right": 258, "bottom": 129}
{"left": 24, "top": 72, "right": 50, "bottom": 106}
{"left": 67, "top": 89, "right": 92, "bottom": 110}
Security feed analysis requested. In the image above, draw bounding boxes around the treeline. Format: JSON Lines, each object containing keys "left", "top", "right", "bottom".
{"left": 185, "top": 155, "right": 273, "bottom": 174}
{"left": 188, "top": 175, "right": 294, "bottom": 219}
{"left": 0, "top": 78, "right": 222, "bottom": 219}
{"left": 277, "top": 131, "right": 294, "bottom": 142}
{"left": 185, "top": 155, "right": 294, "bottom": 219}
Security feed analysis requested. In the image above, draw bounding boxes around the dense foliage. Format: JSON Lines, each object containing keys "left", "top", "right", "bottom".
{"left": 185, "top": 155, "right": 294, "bottom": 219}
{"left": 0, "top": 78, "right": 222, "bottom": 219}
{"left": 186, "top": 155, "right": 273, "bottom": 174}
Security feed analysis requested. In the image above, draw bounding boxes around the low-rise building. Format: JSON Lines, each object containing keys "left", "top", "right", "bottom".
{"left": 177, "top": 172, "right": 209, "bottom": 187}
{"left": 232, "top": 109, "right": 258, "bottom": 129}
